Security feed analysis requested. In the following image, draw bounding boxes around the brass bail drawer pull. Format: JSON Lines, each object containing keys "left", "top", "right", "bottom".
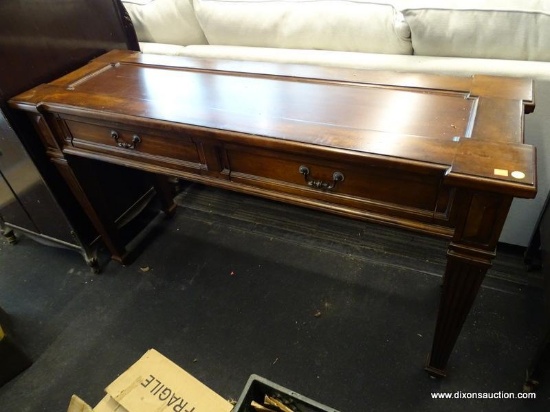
{"left": 299, "top": 165, "right": 344, "bottom": 190}
{"left": 111, "top": 130, "right": 141, "bottom": 149}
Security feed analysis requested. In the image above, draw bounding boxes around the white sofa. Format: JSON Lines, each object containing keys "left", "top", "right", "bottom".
{"left": 122, "top": 0, "right": 550, "bottom": 247}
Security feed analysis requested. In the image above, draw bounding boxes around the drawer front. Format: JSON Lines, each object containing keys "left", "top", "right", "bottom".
{"left": 63, "top": 119, "right": 202, "bottom": 173}
{"left": 225, "top": 145, "right": 450, "bottom": 222}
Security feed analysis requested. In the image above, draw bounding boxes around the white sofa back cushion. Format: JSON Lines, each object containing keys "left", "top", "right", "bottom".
{"left": 122, "top": 0, "right": 208, "bottom": 46}
{"left": 193, "top": 0, "right": 412, "bottom": 54}
{"left": 401, "top": 0, "right": 550, "bottom": 61}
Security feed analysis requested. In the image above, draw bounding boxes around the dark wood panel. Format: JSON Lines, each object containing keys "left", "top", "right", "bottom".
{"left": 0, "top": 0, "right": 138, "bottom": 100}
{"left": 64, "top": 118, "right": 202, "bottom": 171}
{"left": 225, "top": 144, "right": 444, "bottom": 215}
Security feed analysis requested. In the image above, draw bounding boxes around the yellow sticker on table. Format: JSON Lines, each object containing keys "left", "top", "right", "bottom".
{"left": 494, "top": 169, "right": 509, "bottom": 177}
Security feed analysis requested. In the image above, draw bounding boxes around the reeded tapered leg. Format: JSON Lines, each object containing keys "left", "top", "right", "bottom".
{"left": 425, "top": 244, "right": 493, "bottom": 377}
{"left": 425, "top": 189, "right": 513, "bottom": 377}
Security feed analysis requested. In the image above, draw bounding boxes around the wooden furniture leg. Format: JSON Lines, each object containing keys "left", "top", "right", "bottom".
{"left": 425, "top": 189, "right": 513, "bottom": 377}
{"left": 53, "top": 162, "right": 177, "bottom": 265}
{"left": 54, "top": 156, "right": 129, "bottom": 264}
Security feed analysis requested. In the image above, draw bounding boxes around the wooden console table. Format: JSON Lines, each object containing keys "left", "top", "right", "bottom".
{"left": 9, "top": 50, "right": 537, "bottom": 377}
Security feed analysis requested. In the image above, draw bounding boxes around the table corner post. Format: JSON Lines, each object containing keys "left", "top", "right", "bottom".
{"left": 425, "top": 189, "right": 513, "bottom": 377}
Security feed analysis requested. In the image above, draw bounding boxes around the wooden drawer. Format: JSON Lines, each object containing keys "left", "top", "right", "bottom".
{"left": 225, "top": 145, "right": 451, "bottom": 222}
{"left": 62, "top": 118, "right": 202, "bottom": 173}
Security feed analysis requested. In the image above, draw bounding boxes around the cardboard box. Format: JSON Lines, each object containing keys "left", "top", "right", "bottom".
{"left": 68, "top": 349, "right": 233, "bottom": 412}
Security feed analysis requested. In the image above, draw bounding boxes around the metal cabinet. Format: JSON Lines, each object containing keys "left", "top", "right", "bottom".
{"left": 0, "top": 109, "right": 86, "bottom": 249}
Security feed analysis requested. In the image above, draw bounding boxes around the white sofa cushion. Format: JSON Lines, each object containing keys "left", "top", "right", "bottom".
{"left": 400, "top": 0, "right": 550, "bottom": 61}
{"left": 193, "top": 0, "right": 412, "bottom": 54}
{"left": 123, "top": 0, "right": 208, "bottom": 46}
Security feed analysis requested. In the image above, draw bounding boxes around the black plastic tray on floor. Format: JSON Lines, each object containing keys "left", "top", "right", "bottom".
{"left": 232, "top": 374, "right": 340, "bottom": 412}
